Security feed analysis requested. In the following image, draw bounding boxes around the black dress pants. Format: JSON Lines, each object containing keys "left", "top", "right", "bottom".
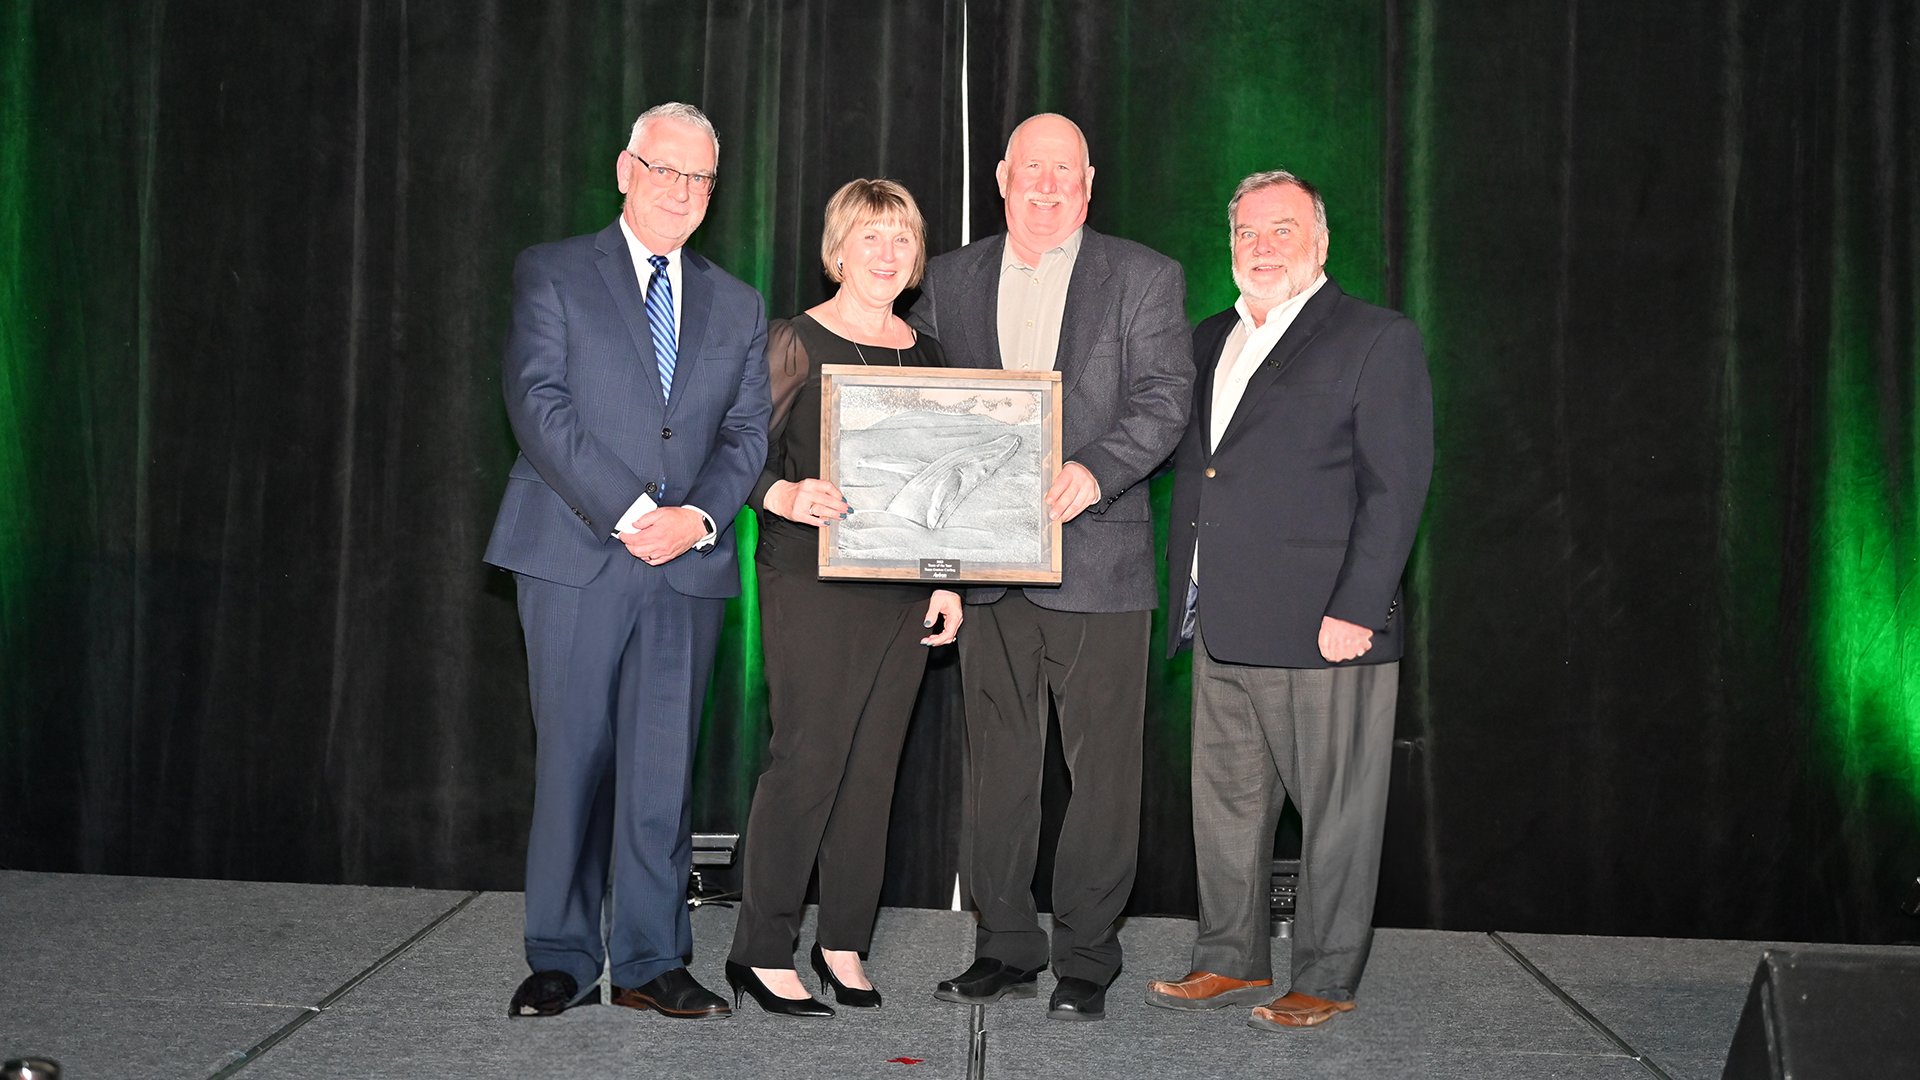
{"left": 958, "top": 589, "right": 1149, "bottom": 985}
{"left": 729, "top": 564, "right": 934, "bottom": 965}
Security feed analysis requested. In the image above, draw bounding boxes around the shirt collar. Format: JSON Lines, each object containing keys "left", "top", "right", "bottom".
{"left": 1234, "top": 273, "right": 1327, "bottom": 335}
{"left": 618, "top": 215, "right": 682, "bottom": 272}
{"left": 1001, "top": 226, "right": 1084, "bottom": 273}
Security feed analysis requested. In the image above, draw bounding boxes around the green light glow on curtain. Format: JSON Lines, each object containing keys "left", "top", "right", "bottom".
{"left": 1811, "top": 260, "right": 1920, "bottom": 801}
{"left": 0, "top": 1, "right": 32, "bottom": 671}
{"left": 1151, "top": 8, "right": 1387, "bottom": 318}
{"left": 698, "top": 54, "right": 784, "bottom": 796}
{"left": 721, "top": 509, "right": 767, "bottom": 741}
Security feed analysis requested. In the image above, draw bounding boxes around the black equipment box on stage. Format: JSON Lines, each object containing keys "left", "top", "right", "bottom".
{"left": 1721, "top": 948, "right": 1920, "bottom": 1079}
{"left": 1269, "top": 858, "right": 1300, "bottom": 920}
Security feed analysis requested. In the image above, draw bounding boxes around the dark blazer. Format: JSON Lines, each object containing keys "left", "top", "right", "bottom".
{"left": 908, "top": 228, "right": 1193, "bottom": 613}
{"left": 1166, "top": 278, "right": 1432, "bottom": 667}
{"left": 484, "top": 220, "right": 771, "bottom": 597}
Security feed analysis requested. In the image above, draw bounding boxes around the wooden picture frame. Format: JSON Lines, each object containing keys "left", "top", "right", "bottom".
{"left": 817, "top": 364, "right": 1064, "bottom": 585}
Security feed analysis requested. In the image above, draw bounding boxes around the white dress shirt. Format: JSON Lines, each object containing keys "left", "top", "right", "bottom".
{"left": 613, "top": 216, "right": 713, "bottom": 546}
{"left": 619, "top": 215, "right": 683, "bottom": 335}
{"left": 1192, "top": 273, "right": 1328, "bottom": 584}
{"left": 1211, "top": 274, "right": 1327, "bottom": 452}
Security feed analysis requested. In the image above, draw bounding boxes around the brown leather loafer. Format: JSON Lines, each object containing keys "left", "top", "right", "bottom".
{"left": 1144, "top": 971, "right": 1275, "bottom": 1011}
{"left": 1248, "top": 991, "right": 1356, "bottom": 1030}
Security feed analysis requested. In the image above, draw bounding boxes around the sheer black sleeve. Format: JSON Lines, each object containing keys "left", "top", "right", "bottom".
{"left": 751, "top": 317, "right": 811, "bottom": 511}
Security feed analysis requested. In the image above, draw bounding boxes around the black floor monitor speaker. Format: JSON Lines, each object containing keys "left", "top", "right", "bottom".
{"left": 1721, "top": 948, "right": 1920, "bottom": 1078}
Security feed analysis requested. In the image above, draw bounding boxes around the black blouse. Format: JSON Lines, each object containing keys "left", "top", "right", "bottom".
{"left": 752, "top": 313, "right": 948, "bottom": 577}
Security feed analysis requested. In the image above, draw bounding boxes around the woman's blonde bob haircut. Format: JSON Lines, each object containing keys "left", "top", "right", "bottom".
{"left": 820, "top": 179, "right": 927, "bottom": 288}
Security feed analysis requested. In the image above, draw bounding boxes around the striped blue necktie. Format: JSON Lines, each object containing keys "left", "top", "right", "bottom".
{"left": 644, "top": 254, "right": 676, "bottom": 403}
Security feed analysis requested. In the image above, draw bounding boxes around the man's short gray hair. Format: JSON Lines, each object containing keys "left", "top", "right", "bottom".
{"left": 628, "top": 102, "right": 720, "bottom": 164}
{"left": 1226, "top": 170, "right": 1327, "bottom": 236}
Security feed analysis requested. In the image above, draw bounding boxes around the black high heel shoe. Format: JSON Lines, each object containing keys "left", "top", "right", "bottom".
{"left": 811, "top": 943, "right": 883, "bottom": 1009}
{"left": 724, "top": 961, "right": 834, "bottom": 1017}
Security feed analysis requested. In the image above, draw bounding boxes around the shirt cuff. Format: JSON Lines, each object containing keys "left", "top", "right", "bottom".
{"left": 611, "top": 499, "right": 716, "bottom": 552}
{"left": 686, "top": 505, "right": 718, "bottom": 551}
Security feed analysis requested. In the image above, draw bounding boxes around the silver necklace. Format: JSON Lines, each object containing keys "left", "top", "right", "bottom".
{"left": 832, "top": 298, "right": 904, "bottom": 365}
{"left": 852, "top": 341, "right": 904, "bottom": 366}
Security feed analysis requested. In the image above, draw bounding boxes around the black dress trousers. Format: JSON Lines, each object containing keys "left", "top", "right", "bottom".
{"left": 729, "top": 563, "right": 933, "bottom": 962}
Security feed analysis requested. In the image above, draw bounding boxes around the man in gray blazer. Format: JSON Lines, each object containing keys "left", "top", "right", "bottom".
{"left": 486, "top": 102, "right": 769, "bottom": 1021}
{"left": 910, "top": 113, "right": 1194, "bottom": 1021}
{"left": 1147, "top": 170, "right": 1431, "bottom": 1029}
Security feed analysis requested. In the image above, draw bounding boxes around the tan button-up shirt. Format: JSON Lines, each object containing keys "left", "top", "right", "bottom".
{"left": 997, "top": 228, "right": 1083, "bottom": 371}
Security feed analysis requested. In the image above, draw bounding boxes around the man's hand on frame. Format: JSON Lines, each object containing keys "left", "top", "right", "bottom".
{"left": 1045, "top": 461, "right": 1101, "bottom": 524}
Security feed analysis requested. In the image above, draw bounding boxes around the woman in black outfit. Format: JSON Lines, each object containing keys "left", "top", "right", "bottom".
{"left": 726, "top": 179, "right": 960, "bottom": 1017}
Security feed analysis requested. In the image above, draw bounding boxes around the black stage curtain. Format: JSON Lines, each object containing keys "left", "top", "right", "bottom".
{"left": 1387, "top": 0, "right": 1919, "bottom": 942}
{"left": 4, "top": 0, "right": 1918, "bottom": 946}
{"left": 0, "top": 0, "right": 969, "bottom": 903}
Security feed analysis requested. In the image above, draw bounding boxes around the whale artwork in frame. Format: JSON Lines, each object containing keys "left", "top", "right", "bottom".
{"left": 817, "top": 364, "right": 1063, "bottom": 585}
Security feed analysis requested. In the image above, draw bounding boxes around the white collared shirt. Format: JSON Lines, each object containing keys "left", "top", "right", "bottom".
{"left": 1210, "top": 273, "right": 1328, "bottom": 452}
{"left": 1192, "top": 273, "right": 1328, "bottom": 585}
{"left": 618, "top": 214, "right": 684, "bottom": 334}
{"left": 611, "top": 216, "right": 712, "bottom": 548}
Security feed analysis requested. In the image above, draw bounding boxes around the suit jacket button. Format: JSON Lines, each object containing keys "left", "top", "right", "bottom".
{"left": 644, "top": 481, "right": 659, "bottom": 496}
{"left": 661, "top": 427, "right": 673, "bottom": 439}
{"left": 1204, "top": 467, "right": 1217, "bottom": 478}
{"left": 1189, "top": 521, "right": 1196, "bottom": 527}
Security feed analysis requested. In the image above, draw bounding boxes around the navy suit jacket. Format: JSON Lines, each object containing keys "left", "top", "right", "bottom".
{"left": 1165, "top": 279, "right": 1432, "bottom": 667}
{"left": 485, "top": 220, "right": 770, "bottom": 597}
{"left": 908, "top": 228, "right": 1193, "bottom": 613}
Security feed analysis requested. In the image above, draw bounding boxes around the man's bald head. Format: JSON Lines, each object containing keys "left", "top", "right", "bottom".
{"left": 996, "top": 113, "right": 1095, "bottom": 265}
{"left": 1004, "top": 113, "right": 1091, "bottom": 166}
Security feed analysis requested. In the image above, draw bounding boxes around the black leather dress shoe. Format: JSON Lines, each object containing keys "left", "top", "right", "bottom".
{"left": 611, "top": 967, "right": 732, "bottom": 1020}
{"left": 933, "top": 958, "right": 1044, "bottom": 1004}
{"left": 1048, "top": 976, "right": 1108, "bottom": 1021}
{"left": 508, "top": 970, "right": 601, "bottom": 1017}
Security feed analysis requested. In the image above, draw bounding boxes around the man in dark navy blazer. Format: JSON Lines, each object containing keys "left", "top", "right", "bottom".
{"left": 485, "top": 102, "right": 769, "bottom": 1020}
{"left": 1146, "top": 170, "right": 1432, "bottom": 1030}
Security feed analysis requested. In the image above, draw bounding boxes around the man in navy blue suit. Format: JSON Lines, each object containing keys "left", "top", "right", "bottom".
{"left": 485, "top": 102, "right": 770, "bottom": 1020}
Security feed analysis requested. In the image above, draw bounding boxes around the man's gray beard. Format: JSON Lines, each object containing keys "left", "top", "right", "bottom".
{"left": 1232, "top": 266, "right": 1301, "bottom": 307}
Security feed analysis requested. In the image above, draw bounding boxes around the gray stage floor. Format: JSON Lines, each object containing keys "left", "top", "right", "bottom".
{"left": 0, "top": 870, "right": 1899, "bottom": 1079}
